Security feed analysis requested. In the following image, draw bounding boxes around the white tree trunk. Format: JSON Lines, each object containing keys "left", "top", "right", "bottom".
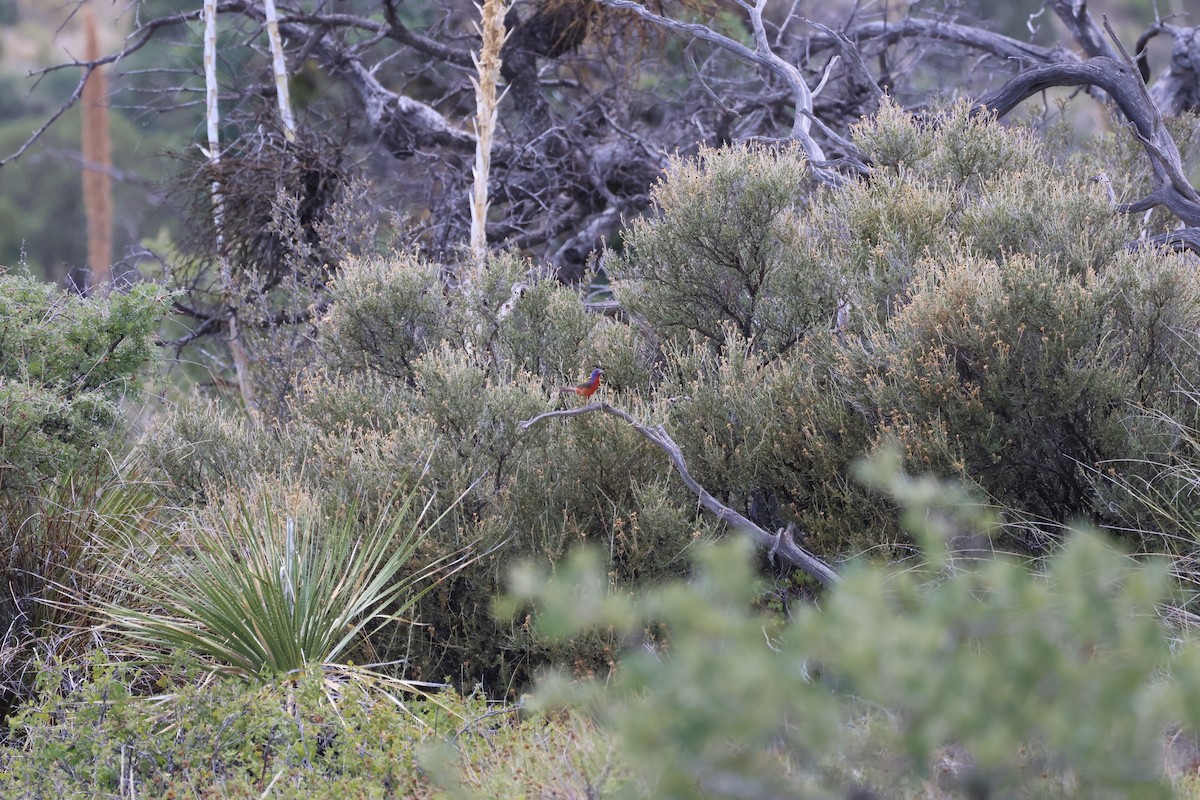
{"left": 205, "top": 0, "right": 256, "bottom": 416}
{"left": 263, "top": 0, "right": 297, "bottom": 141}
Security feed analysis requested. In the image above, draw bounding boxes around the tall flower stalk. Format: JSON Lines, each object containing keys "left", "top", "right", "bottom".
{"left": 468, "top": 0, "right": 509, "bottom": 273}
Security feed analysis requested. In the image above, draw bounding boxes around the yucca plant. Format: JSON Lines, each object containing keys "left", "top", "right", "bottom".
{"left": 104, "top": 487, "right": 462, "bottom": 681}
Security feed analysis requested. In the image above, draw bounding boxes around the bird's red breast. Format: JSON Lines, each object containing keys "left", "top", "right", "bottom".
{"left": 560, "top": 368, "right": 603, "bottom": 398}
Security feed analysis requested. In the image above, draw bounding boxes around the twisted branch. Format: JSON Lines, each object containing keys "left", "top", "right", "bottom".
{"left": 520, "top": 403, "right": 840, "bottom": 587}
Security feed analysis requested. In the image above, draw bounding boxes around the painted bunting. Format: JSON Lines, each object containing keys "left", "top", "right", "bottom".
{"left": 559, "top": 368, "right": 603, "bottom": 398}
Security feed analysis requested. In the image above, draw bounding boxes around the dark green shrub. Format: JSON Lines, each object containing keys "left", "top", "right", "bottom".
{"left": 0, "top": 273, "right": 168, "bottom": 494}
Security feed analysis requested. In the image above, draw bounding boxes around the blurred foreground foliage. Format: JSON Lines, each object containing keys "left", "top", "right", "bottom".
{"left": 510, "top": 453, "right": 1200, "bottom": 799}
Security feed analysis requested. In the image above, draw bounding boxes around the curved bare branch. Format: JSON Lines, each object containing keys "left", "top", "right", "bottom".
{"left": 977, "top": 56, "right": 1200, "bottom": 226}
{"left": 520, "top": 403, "right": 840, "bottom": 587}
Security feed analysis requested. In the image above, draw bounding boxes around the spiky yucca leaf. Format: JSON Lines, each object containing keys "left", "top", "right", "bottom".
{"left": 106, "top": 490, "right": 459, "bottom": 680}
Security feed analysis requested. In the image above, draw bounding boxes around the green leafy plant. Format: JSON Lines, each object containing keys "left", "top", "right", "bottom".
{"left": 103, "top": 486, "right": 463, "bottom": 681}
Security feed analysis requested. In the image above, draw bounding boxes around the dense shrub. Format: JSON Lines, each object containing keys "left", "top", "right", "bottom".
{"left": 0, "top": 658, "right": 621, "bottom": 798}
{"left": 137, "top": 103, "right": 1200, "bottom": 689}
{"left": 0, "top": 273, "right": 167, "bottom": 722}
{"left": 139, "top": 253, "right": 721, "bottom": 686}
{"left": 838, "top": 249, "right": 1200, "bottom": 537}
{"left": 0, "top": 272, "right": 168, "bottom": 494}
{"left": 620, "top": 102, "right": 1200, "bottom": 553}
{"left": 611, "top": 143, "right": 840, "bottom": 355}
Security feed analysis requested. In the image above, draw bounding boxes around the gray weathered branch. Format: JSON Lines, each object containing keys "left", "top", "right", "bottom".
{"left": 594, "top": 0, "right": 840, "bottom": 183}
{"left": 520, "top": 403, "right": 840, "bottom": 587}
{"left": 977, "top": 55, "right": 1200, "bottom": 227}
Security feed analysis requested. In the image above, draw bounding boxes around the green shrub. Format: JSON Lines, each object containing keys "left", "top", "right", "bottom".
{"left": 0, "top": 656, "right": 624, "bottom": 798}
{"left": 0, "top": 273, "right": 167, "bottom": 722}
{"left": 510, "top": 454, "right": 1200, "bottom": 799}
{"left": 321, "top": 251, "right": 448, "bottom": 382}
{"left": 836, "top": 248, "right": 1200, "bottom": 537}
{"left": 600, "top": 103, "right": 1197, "bottom": 555}
{"left": 0, "top": 272, "right": 168, "bottom": 495}
{"left": 138, "top": 258, "right": 715, "bottom": 687}
{"left": 611, "top": 143, "right": 841, "bottom": 354}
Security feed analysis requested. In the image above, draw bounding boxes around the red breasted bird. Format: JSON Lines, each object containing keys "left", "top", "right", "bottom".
{"left": 560, "top": 368, "right": 603, "bottom": 398}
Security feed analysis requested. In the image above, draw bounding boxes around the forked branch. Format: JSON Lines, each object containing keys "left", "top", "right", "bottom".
{"left": 520, "top": 403, "right": 840, "bottom": 587}
{"left": 978, "top": 55, "right": 1200, "bottom": 228}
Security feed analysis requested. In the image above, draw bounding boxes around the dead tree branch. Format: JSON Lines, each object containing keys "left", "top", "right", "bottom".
{"left": 593, "top": 0, "right": 840, "bottom": 182}
{"left": 520, "top": 403, "right": 840, "bottom": 587}
{"left": 977, "top": 55, "right": 1200, "bottom": 227}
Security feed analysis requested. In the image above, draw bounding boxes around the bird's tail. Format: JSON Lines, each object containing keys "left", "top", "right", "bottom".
{"left": 558, "top": 387, "right": 578, "bottom": 394}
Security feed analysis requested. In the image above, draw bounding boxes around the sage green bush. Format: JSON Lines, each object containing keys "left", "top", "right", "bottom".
{"left": 137, "top": 102, "right": 1200, "bottom": 690}
{"left": 139, "top": 252, "right": 719, "bottom": 686}
{"left": 836, "top": 248, "right": 1200, "bottom": 535}
{"left": 510, "top": 455, "right": 1200, "bottom": 799}
{"left": 611, "top": 143, "right": 841, "bottom": 354}
{"left": 619, "top": 101, "right": 1200, "bottom": 551}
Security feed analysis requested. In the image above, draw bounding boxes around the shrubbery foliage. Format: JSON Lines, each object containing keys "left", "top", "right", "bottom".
{"left": 1, "top": 659, "right": 620, "bottom": 798}
{"left": 0, "top": 272, "right": 167, "bottom": 493}
{"left": 1, "top": 273, "right": 167, "bottom": 719}
{"left": 135, "top": 104, "right": 1200, "bottom": 688}
{"left": 3, "top": 102, "right": 1200, "bottom": 797}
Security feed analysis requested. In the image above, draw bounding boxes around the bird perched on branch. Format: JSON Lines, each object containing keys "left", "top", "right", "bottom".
{"left": 560, "top": 368, "right": 603, "bottom": 399}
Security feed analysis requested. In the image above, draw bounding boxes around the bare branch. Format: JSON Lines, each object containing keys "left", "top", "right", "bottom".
{"left": 593, "top": 0, "right": 837, "bottom": 180}
{"left": 804, "top": 19, "right": 884, "bottom": 103}
{"left": 1047, "top": 0, "right": 1118, "bottom": 60}
{"left": 977, "top": 56, "right": 1200, "bottom": 226}
{"left": 824, "top": 17, "right": 1069, "bottom": 64}
{"left": 520, "top": 403, "right": 840, "bottom": 587}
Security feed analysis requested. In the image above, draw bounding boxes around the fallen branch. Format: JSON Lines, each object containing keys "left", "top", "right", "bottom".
{"left": 520, "top": 403, "right": 840, "bottom": 587}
